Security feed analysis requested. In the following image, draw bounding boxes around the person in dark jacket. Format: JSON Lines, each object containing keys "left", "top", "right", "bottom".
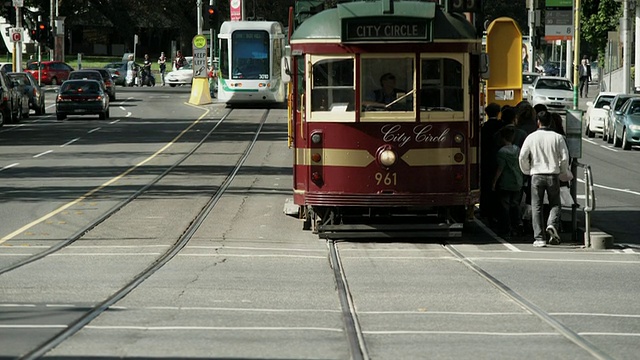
{"left": 480, "top": 102, "right": 504, "bottom": 221}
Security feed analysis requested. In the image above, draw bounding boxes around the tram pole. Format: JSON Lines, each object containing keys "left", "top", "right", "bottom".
{"left": 570, "top": 0, "right": 581, "bottom": 243}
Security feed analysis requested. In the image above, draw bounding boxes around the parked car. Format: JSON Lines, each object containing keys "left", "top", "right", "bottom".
{"left": 7, "top": 73, "right": 30, "bottom": 119}
{"left": 7, "top": 71, "right": 45, "bottom": 115}
{"left": 527, "top": 76, "right": 573, "bottom": 113}
{"left": 584, "top": 92, "right": 616, "bottom": 138}
{"left": 104, "top": 61, "right": 141, "bottom": 87}
{"left": 165, "top": 56, "right": 193, "bottom": 87}
{"left": 611, "top": 96, "right": 640, "bottom": 150}
{"left": 522, "top": 72, "right": 539, "bottom": 100}
{"left": 84, "top": 68, "right": 116, "bottom": 101}
{"left": 0, "top": 62, "right": 13, "bottom": 73}
{"left": 603, "top": 94, "right": 638, "bottom": 144}
{"left": 25, "top": 61, "right": 74, "bottom": 86}
{"left": 0, "top": 71, "right": 23, "bottom": 125}
{"left": 56, "top": 79, "right": 110, "bottom": 120}
{"left": 540, "top": 61, "right": 568, "bottom": 77}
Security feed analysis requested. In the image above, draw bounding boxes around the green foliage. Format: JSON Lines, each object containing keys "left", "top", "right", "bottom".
{"left": 581, "top": 0, "right": 621, "bottom": 63}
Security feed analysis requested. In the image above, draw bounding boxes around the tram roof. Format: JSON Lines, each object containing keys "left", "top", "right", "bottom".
{"left": 219, "top": 21, "right": 284, "bottom": 36}
{"left": 290, "top": 0, "right": 476, "bottom": 43}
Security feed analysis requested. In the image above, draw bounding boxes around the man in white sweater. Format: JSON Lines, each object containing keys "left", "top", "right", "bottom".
{"left": 518, "top": 111, "right": 570, "bottom": 247}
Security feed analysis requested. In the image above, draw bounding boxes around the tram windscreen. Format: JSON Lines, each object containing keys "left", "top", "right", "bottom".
{"left": 231, "top": 30, "right": 270, "bottom": 80}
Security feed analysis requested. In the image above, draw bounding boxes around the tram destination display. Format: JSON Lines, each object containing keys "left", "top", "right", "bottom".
{"left": 342, "top": 18, "right": 431, "bottom": 42}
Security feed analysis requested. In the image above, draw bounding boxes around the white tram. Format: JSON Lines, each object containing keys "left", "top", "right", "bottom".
{"left": 217, "top": 21, "right": 286, "bottom": 104}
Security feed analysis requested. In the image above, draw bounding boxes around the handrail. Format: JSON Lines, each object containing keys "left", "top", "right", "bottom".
{"left": 575, "top": 161, "right": 595, "bottom": 247}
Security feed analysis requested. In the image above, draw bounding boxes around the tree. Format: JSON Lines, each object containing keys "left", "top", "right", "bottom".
{"left": 580, "top": 0, "right": 621, "bottom": 63}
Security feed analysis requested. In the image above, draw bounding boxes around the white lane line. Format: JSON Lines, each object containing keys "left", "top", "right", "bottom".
{"left": 84, "top": 325, "right": 343, "bottom": 332}
{"left": 364, "top": 330, "right": 559, "bottom": 336}
{"left": 33, "top": 150, "right": 53, "bottom": 158}
{"left": 1, "top": 163, "right": 19, "bottom": 171}
{"left": 109, "top": 119, "right": 120, "bottom": 124}
{"left": 119, "top": 106, "right": 126, "bottom": 111}
{"left": 61, "top": 138, "right": 80, "bottom": 147}
{"left": 600, "top": 145, "right": 617, "bottom": 152}
{"left": 88, "top": 127, "right": 101, "bottom": 133}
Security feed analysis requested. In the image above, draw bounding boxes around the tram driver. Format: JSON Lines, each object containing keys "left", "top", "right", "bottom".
{"left": 363, "top": 72, "right": 411, "bottom": 111}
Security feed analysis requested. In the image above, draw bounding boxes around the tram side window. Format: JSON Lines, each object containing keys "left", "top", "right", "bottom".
{"left": 421, "top": 58, "right": 463, "bottom": 111}
{"left": 311, "top": 59, "right": 354, "bottom": 112}
{"left": 361, "top": 58, "right": 414, "bottom": 112}
{"left": 272, "top": 39, "right": 282, "bottom": 79}
{"left": 220, "top": 39, "right": 229, "bottom": 79}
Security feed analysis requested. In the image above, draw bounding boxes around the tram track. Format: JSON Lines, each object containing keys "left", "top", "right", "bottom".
{"left": 2, "top": 108, "right": 272, "bottom": 359}
{"left": 0, "top": 108, "right": 234, "bottom": 276}
{"left": 328, "top": 237, "right": 618, "bottom": 360}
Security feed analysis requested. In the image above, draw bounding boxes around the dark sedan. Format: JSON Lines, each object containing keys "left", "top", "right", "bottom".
{"left": 56, "top": 79, "right": 110, "bottom": 120}
{"left": 612, "top": 97, "right": 640, "bottom": 150}
{"left": 84, "top": 68, "right": 117, "bottom": 101}
{"left": 8, "top": 72, "right": 45, "bottom": 115}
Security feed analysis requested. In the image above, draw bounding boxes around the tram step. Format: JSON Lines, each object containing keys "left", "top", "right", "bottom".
{"left": 317, "top": 223, "right": 463, "bottom": 239}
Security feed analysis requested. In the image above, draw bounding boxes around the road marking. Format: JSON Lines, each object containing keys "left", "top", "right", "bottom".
{"left": 33, "top": 150, "right": 53, "bottom": 158}
{"left": 109, "top": 119, "right": 120, "bottom": 124}
{"left": 1, "top": 163, "right": 19, "bottom": 171}
{"left": 601, "top": 145, "right": 617, "bottom": 152}
{"left": 88, "top": 127, "right": 101, "bottom": 133}
{"left": 0, "top": 107, "right": 210, "bottom": 244}
{"left": 61, "top": 138, "right": 80, "bottom": 147}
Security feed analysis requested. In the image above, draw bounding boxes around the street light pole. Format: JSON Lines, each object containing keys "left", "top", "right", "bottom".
{"left": 572, "top": 0, "right": 581, "bottom": 109}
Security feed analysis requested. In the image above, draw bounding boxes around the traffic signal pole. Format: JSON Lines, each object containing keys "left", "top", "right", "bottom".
{"left": 14, "top": 5, "right": 23, "bottom": 72}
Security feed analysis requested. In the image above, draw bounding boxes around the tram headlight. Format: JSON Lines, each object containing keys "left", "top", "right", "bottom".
{"left": 311, "top": 133, "right": 322, "bottom": 144}
{"left": 378, "top": 149, "right": 397, "bottom": 167}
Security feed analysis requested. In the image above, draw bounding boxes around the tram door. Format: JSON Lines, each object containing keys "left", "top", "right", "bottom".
{"left": 293, "top": 55, "right": 308, "bottom": 193}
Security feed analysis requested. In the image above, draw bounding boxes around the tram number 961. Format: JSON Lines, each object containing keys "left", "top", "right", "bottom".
{"left": 375, "top": 172, "right": 397, "bottom": 186}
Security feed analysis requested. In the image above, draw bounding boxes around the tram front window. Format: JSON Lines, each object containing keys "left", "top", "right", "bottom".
{"left": 361, "top": 57, "right": 414, "bottom": 112}
{"left": 231, "top": 30, "right": 270, "bottom": 80}
{"left": 421, "top": 58, "right": 463, "bottom": 111}
{"left": 311, "top": 58, "right": 354, "bottom": 112}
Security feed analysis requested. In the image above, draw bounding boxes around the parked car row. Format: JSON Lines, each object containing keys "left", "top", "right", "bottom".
{"left": 0, "top": 71, "right": 44, "bottom": 127}
{"left": 584, "top": 92, "right": 640, "bottom": 150}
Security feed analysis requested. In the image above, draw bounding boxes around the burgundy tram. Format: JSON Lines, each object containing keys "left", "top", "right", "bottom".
{"left": 284, "top": 0, "right": 483, "bottom": 238}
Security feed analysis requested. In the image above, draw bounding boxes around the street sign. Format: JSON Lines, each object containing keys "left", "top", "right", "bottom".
{"left": 192, "top": 34, "right": 208, "bottom": 79}
{"left": 13, "top": 0, "right": 24, "bottom": 7}
{"left": 544, "top": 9, "right": 573, "bottom": 40}
{"left": 10, "top": 28, "right": 22, "bottom": 42}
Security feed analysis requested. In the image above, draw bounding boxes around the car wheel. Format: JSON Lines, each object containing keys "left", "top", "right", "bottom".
{"left": 613, "top": 127, "right": 622, "bottom": 147}
{"left": 56, "top": 112, "right": 66, "bottom": 120}
{"left": 169, "top": 84, "right": 176, "bottom": 87}
{"left": 622, "top": 129, "right": 631, "bottom": 150}
{"left": 99, "top": 111, "right": 106, "bottom": 120}
{"left": 105, "top": 108, "right": 110, "bottom": 119}
{"left": 0, "top": 110, "right": 4, "bottom": 127}
{"left": 607, "top": 127, "right": 614, "bottom": 144}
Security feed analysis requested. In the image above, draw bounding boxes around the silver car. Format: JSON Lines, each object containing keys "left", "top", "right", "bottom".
{"left": 522, "top": 72, "right": 539, "bottom": 100}
{"left": 527, "top": 76, "right": 573, "bottom": 113}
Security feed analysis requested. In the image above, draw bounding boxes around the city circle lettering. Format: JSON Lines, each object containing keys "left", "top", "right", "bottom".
{"left": 381, "top": 124, "right": 449, "bottom": 147}
{"left": 355, "top": 24, "right": 420, "bottom": 38}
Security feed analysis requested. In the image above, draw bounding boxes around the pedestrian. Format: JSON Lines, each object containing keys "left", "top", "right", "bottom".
{"left": 158, "top": 52, "right": 167, "bottom": 86}
{"left": 518, "top": 111, "right": 570, "bottom": 247}
{"left": 492, "top": 126, "right": 524, "bottom": 238}
{"left": 516, "top": 101, "right": 537, "bottom": 136}
{"left": 480, "top": 102, "right": 504, "bottom": 222}
{"left": 174, "top": 50, "right": 186, "bottom": 71}
{"left": 125, "top": 54, "right": 136, "bottom": 87}
{"left": 496, "top": 106, "right": 527, "bottom": 148}
{"left": 579, "top": 56, "right": 592, "bottom": 98}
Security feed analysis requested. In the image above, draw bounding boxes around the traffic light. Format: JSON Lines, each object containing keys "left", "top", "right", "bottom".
{"left": 207, "top": 5, "right": 218, "bottom": 28}
{"left": 35, "top": 21, "right": 47, "bottom": 43}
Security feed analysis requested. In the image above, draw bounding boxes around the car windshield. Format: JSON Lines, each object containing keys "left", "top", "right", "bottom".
{"left": 60, "top": 82, "right": 101, "bottom": 94}
{"left": 9, "top": 74, "right": 28, "bottom": 85}
{"left": 536, "top": 79, "right": 572, "bottom": 90}
{"left": 26, "top": 62, "right": 43, "bottom": 70}
{"left": 595, "top": 96, "right": 614, "bottom": 108}
{"left": 616, "top": 97, "right": 633, "bottom": 110}
{"left": 629, "top": 101, "right": 640, "bottom": 114}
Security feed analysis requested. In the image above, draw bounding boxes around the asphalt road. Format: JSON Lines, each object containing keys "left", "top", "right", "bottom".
{"left": 0, "top": 84, "right": 639, "bottom": 359}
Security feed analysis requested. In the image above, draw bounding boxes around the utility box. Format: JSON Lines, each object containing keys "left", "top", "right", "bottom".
{"left": 486, "top": 17, "right": 523, "bottom": 110}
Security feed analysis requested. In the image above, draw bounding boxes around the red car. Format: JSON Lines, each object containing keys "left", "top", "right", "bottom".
{"left": 25, "top": 61, "right": 74, "bottom": 86}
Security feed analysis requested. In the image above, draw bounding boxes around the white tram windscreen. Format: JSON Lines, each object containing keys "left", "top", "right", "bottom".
{"left": 231, "top": 30, "right": 270, "bottom": 80}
